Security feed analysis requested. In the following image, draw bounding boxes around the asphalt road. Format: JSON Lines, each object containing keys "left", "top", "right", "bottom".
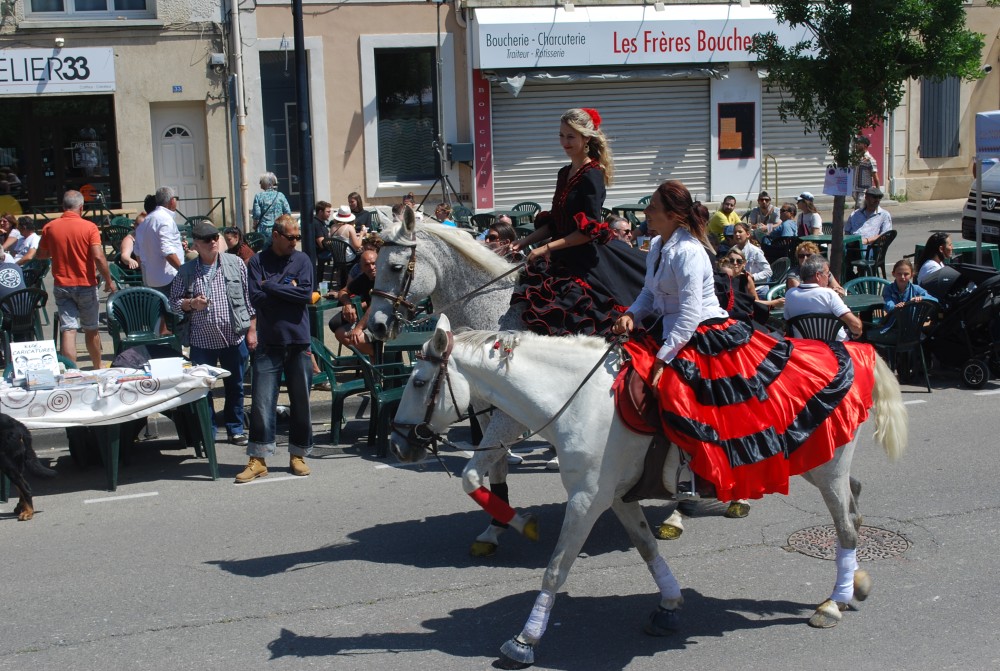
{"left": 5, "top": 201, "right": 999, "bottom": 671}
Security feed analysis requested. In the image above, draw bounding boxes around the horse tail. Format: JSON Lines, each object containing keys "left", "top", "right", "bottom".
{"left": 871, "top": 354, "right": 907, "bottom": 461}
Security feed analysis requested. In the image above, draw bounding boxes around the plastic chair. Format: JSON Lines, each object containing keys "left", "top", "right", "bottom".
{"left": 766, "top": 284, "right": 786, "bottom": 300}
{"left": 451, "top": 205, "right": 473, "bottom": 227}
{"left": 851, "top": 230, "right": 898, "bottom": 279}
{"left": 310, "top": 337, "right": 368, "bottom": 445}
{"left": 110, "top": 263, "right": 145, "bottom": 290}
{"left": 822, "top": 222, "right": 833, "bottom": 235}
{"left": 871, "top": 300, "right": 938, "bottom": 393}
{"left": 245, "top": 231, "right": 266, "bottom": 252}
{"left": 325, "top": 238, "right": 355, "bottom": 289}
{"left": 843, "top": 277, "right": 891, "bottom": 296}
{"left": 785, "top": 313, "right": 845, "bottom": 342}
{"left": 101, "top": 225, "right": 134, "bottom": 256}
{"left": 511, "top": 201, "right": 541, "bottom": 226}
{"left": 770, "top": 257, "right": 790, "bottom": 286}
{"left": 471, "top": 213, "right": 497, "bottom": 232}
{"left": 110, "top": 215, "right": 133, "bottom": 229}
{"left": 20, "top": 258, "right": 51, "bottom": 328}
{"left": 763, "top": 236, "right": 801, "bottom": 264}
{"left": 638, "top": 195, "right": 652, "bottom": 206}
{"left": 184, "top": 215, "right": 216, "bottom": 228}
{"left": 348, "top": 344, "right": 413, "bottom": 457}
{"left": 106, "top": 287, "right": 181, "bottom": 355}
{"left": 0, "top": 288, "right": 47, "bottom": 362}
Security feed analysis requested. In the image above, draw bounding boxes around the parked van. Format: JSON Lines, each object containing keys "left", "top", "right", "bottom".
{"left": 962, "top": 157, "right": 1000, "bottom": 243}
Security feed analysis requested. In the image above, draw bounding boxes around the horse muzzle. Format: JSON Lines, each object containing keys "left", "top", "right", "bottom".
{"left": 389, "top": 422, "right": 435, "bottom": 463}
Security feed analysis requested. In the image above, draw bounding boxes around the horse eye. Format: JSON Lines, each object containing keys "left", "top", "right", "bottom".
{"left": 391, "top": 263, "right": 404, "bottom": 272}
{"left": 412, "top": 378, "right": 426, "bottom": 388}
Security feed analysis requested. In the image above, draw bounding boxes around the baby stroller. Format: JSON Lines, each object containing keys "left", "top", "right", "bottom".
{"left": 922, "top": 263, "right": 1000, "bottom": 388}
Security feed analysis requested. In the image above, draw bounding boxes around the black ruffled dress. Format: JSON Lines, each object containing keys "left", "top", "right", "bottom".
{"left": 511, "top": 160, "right": 646, "bottom": 337}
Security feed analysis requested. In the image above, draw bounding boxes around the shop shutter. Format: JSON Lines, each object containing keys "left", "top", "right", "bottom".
{"left": 761, "top": 89, "right": 834, "bottom": 201}
{"left": 490, "top": 78, "right": 710, "bottom": 209}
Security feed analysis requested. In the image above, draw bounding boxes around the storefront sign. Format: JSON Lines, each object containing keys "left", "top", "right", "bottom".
{"left": 472, "top": 70, "right": 495, "bottom": 210}
{"left": 473, "top": 6, "right": 811, "bottom": 69}
{"left": 0, "top": 48, "right": 115, "bottom": 95}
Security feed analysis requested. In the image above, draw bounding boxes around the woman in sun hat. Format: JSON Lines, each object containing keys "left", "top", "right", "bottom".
{"left": 328, "top": 204, "right": 363, "bottom": 262}
{"left": 795, "top": 192, "right": 822, "bottom": 236}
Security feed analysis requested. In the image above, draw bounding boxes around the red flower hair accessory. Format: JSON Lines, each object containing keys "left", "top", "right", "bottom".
{"left": 582, "top": 108, "right": 601, "bottom": 130}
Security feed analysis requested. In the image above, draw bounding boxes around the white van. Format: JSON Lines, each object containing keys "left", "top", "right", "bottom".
{"left": 962, "top": 157, "right": 1000, "bottom": 243}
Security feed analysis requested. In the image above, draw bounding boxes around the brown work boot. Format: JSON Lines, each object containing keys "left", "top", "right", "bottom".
{"left": 290, "top": 454, "right": 311, "bottom": 477}
{"left": 234, "top": 457, "right": 268, "bottom": 483}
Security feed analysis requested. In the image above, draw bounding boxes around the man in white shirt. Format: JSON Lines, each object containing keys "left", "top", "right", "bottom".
{"left": 12, "top": 217, "right": 40, "bottom": 265}
{"left": 845, "top": 187, "right": 892, "bottom": 246}
{"left": 135, "top": 185, "right": 184, "bottom": 296}
{"left": 784, "top": 254, "right": 863, "bottom": 341}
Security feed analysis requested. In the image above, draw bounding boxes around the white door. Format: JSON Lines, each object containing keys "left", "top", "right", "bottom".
{"left": 150, "top": 104, "right": 208, "bottom": 205}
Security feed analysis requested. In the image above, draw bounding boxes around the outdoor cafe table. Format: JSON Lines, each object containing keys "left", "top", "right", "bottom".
{"left": 0, "top": 364, "right": 228, "bottom": 492}
{"left": 914, "top": 239, "right": 1000, "bottom": 270}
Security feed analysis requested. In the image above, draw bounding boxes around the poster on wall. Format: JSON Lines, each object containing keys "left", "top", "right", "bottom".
{"left": 717, "top": 103, "right": 755, "bottom": 160}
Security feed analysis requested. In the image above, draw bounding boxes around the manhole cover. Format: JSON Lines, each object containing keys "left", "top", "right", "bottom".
{"left": 786, "top": 525, "right": 910, "bottom": 560}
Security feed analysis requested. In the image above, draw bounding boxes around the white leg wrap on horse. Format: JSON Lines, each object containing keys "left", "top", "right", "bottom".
{"left": 521, "top": 590, "right": 555, "bottom": 642}
{"left": 830, "top": 546, "right": 858, "bottom": 603}
{"left": 647, "top": 556, "right": 682, "bottom": 602}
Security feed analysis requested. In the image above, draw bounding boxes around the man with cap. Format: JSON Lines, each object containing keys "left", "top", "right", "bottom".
{"left": 170, "top": 222, "right": 256, "bottom": 445}
{"left": 846, "top": 186, "right": 892, "bottom": 246}
{"left": 746, "top": 190, "right": 778, "bottom": 235}
{"left": 708, "top": 195, "right": 741, "bottom": 246}
{"left": 850, "top": 136, "right": 879, "bottom": 210}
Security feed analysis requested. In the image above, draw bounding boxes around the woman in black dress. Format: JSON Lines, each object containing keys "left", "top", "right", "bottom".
{"left": 511, "top": 108, "right": 645, "bottom": 336}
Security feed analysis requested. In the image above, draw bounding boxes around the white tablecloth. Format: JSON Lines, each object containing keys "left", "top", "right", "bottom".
{"left": 0, "top": 365, "right": 230, "bottom": 430}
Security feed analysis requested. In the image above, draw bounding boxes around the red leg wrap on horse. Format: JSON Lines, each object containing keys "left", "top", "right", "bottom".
{"left": 470, "top": 486, "right": 516, "bottom": 524}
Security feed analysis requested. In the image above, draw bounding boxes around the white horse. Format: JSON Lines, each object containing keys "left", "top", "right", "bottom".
{"left": 368, "top": 212, "right": 540, "bottom": 555}
{"left": 390, "top": 315, "right": 907, "bottom": 668}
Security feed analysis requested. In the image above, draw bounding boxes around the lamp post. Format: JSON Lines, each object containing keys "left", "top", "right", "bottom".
{"left": 291, "top": 0, "right": 315, "bottom": 270}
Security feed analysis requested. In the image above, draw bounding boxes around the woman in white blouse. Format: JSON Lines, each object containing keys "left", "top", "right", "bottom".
{"left": 795, "top": 192, "right": 823, "bottom": 236}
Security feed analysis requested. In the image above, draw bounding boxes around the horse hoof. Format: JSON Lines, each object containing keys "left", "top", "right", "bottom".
{"left": 656, "top": 523, "right": 683, "bottom": 540}
{"left": 854, "top": 569, "right": 873, "bottom": 602}
{"left": 808, "top": 599, "right": 846, "bottom": 628}
{"left": 521, "top": 514, "right": 540, "bottom": 542}
{"left": 470, "top": 541, "right": 498, "bottom": 558}
{"left": 724, "top": 502, "right": 750, "bottom": 519}
{"left": 644, "top": 606, "right": 680, "bottom": 636}
{"left": 498, "top": 636, "right": 534, "bottom": 668}
{"left": 17, "top": 510, "right": 33, "bottom": 521}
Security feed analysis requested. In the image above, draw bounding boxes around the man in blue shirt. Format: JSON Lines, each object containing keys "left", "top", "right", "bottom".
{"left": 240, "top": 214, "right": 315, "bottom": 483}
{"left": 846, "top": 187, "right": 892, "bottom": 246}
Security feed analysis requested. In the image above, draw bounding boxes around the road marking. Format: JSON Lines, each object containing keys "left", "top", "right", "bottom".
{"left": 974, "top": 389, "right": 1000, "bottom": 396}
{"left": 903, "top": 400, "right": 927, "bottom": 405}
{"left": 84, "top": 492, "right": 159, "bottom": 504}
{"left": 235, "top": 475, "right": 305, "bottom": 485}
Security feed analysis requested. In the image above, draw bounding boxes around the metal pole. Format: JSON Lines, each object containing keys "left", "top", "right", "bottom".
{"left": 230, "top": 0, "right": 250, "bottom": 231}
{"left": 292, "top": 0, "right": 316, "bottom": 271}
{"left": 976, "top": 154, "right": 984, "bottom": 266}
{"left": 434, "top": 0, "right": 450, "bottom": 207}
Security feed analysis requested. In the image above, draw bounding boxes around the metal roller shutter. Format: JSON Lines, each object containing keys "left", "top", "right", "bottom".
{"left": 761, "top": 89, "right": 834, "bottom": 201}
{"left": 490, "top": 78, "right": 711, "bottom": 209}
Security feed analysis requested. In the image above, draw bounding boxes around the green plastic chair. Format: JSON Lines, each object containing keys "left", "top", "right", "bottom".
{"left": 511, "top": 201, "right": 541, "bottom": 226}
{"left": 843, "top": 277, "right": 891, "bottom": 296}
{"left": 348, "top": 344, "right": 413, "bottom": 457}
{"left": 310, "top": 337, "right": 368, "bottom": 446}
{"left": 638, "top": 195, "right": 652, "bottom": 206}
{"left": 471, "top": 213, "right": 497, "bottom": 232}
{"left": 451, "top": 205, "right": 473, "bottom": 227}
{"left": 851, "top": 230, "right": 898, "bottom": 279}
{"left": 110, "top": 263, "right": 145, "bottom": 290}
{"left": 21, "top": 258, "right": 51, "bottom": 327}
{"left": 766, "top": 284, "right": 787, "bottom": 300}
{"left": 785, "top": 313, "right": 844, "bottom": 342}
{"left": 245, "top": 231, "right": 266, "bottom": 252}
{"left": 0, "top": 288, "right": 47, "bottom": 361}
{"left": 106, "top": 287, "right": 181, "bottom": 355}
{"left": 101, "top": 224, "right": 133, "bottom": 256}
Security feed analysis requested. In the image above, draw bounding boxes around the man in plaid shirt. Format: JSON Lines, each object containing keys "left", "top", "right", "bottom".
{"left": 170, "top": 221, "right": 257, "bottom": 445}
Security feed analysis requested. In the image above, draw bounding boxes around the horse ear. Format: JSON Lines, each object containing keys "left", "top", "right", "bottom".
{"left": 403, "top": 205, "right": 417, "bottom": 239}
{"left": 430, "top": 314, "right": 451, "bottom": 355}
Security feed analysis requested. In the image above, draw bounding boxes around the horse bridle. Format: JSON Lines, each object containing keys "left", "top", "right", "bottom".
{"left": 370, "top": 245, "right": 421, "bottom": 328}
{"left": 390, "top": 330, "right": 464, "bottom": 454}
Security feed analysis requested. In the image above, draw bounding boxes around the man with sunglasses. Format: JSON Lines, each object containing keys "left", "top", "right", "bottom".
{"left": 242, "top": 214, "right": 315, "bottom": 482}
{"left": 746, "top": 190, "right": 778, "bottom": 235}
{"left": 170, "top": 221, "right": 256, "bottom": 448}
{"left": 846, "top": 186, "right": 892, "bottom": 246}
{"left": 608, "top": 215, "right": 633, "bottom": 245}
{"left": 764, "top": 202, "right": 798, "bottom": 241}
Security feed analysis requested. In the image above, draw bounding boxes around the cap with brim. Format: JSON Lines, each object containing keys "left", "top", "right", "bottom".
{"left": 797, "top": 191, "right": 814, "bottom": 202}
{"left": 192, "top": 222, "right": 219, "bottom": 240}
{"left": 333, "top": 205, "right": 356, "bottom": 223}
{"left": 864, "top": 186, "right": 883, "bottom": 198}
{"left": 723, "top": 225, "right": 736, "bottom": 236}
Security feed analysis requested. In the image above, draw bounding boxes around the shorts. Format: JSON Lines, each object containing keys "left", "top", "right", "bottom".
{"left": 328, "top": 310, "right": 372, "bottom": 343}
{"left": 55, "top": 285, "right": 100, "bottom": 332}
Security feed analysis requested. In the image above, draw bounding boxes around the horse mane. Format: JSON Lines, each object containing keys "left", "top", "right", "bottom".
{"left": 386, "top": 221, "right": 519, "bottom": 279}
{"left": 453, "top": 329, "right": 610, "bottom": 355}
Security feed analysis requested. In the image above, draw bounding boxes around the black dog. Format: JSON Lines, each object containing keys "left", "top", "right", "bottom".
{"left": 0, "top": 414, "right": 56, "bottom": 521}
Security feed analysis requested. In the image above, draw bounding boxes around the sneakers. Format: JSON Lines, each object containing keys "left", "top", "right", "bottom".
{"left": 230, "top": 434, "right": 249, "bottom": 446}
{"left": 234, "top": 457, "right": 268, "bottom": 483}
{"left": 290, "top": 454, "right": 312, "bottom": 477}
{"left": 545, "top": 456, "right": 560, "bottom": 471}
{"left": 313, "top": 382, "right": 332, "bottom": 392}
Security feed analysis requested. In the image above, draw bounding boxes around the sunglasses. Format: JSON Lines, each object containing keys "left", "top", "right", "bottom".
{"left": 728, "top": 258, "right": 745, "bottom": 265}
{"left": 797, "top": 253, "right": 810, "bottom": 259}
{"left": 485, "top": 234, "right": 500, "bottom": 242}
{"left": 276, "top": 231, "right": 302, "bottom": 242}
{"left": 759, "top": 198, "right": 771, "bottom": 202}
{"left": 196, "top": 234, "right": 220, "bottom": 243}
{"left": 780, "top": 208, "right": 794, "bottom": 213}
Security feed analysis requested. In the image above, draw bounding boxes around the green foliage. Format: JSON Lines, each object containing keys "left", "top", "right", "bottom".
{"left": 750, "top": 0, "right": 986, "bottom": 167}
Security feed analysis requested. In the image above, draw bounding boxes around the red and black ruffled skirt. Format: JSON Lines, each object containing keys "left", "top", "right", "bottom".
{"left": 622, "top": 319, "right": 876, "bottom": 501}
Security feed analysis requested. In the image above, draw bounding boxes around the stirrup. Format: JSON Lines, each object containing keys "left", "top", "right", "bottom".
{"left": 675, "top": 463, "right": 700, "bottom": 501}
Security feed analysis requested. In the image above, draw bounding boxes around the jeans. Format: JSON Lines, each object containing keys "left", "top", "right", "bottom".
{"left": 248, "top": 343, "right": 312, "bottom": 458}
{"left": 190, "top": 340, "right": 248, "bottom": 438}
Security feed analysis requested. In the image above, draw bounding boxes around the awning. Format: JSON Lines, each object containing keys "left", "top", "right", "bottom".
{"left": 472, "top": 5, "right": 811, "bottom": 70}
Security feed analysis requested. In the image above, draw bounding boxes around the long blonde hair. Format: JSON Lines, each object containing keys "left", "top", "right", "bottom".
{"left": 562, "top": 108, "right": 614, "bottom": 186}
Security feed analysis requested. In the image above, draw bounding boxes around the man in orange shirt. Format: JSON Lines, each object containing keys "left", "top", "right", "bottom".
{"left": 36, "top": 190, "right": 115, "bottom": 368}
